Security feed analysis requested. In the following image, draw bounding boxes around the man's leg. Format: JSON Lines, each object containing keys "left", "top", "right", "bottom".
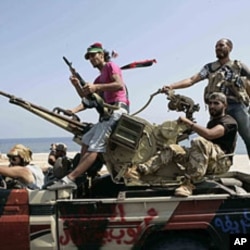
{"left": 174, "top": 137, "right": 208, "bottom": 197}
{"left": 175, "top": 136, "right": 232, "bottom": 196}
{"left": 80, "top": 144, "right": 88, "bottom": 157}
{"left": 47, "top": 108, "right": 126, "bottom": 190}
{"left": 186, "top": 137, "right": 210, "bottom": 182}
{"left": 47, "top": 151, "right": 98, "bottom": 190}
{"left": 227, "top": 102, "right": 250, "bottom": 158}
{"left": 68, "top": 151, "right": 98, "bottom": 181}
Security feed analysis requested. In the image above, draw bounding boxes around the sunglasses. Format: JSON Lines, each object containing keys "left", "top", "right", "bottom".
{"left": 8, "top": 155, "right": 20, "bottom": 162}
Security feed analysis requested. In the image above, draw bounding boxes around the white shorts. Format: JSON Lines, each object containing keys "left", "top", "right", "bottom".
{"left": 82, "top": 108, "right": 127, "bottom": 152}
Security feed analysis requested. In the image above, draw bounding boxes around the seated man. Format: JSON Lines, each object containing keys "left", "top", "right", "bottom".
{"left": 170, "top": 92, "right": 238, "bottom": 196}
{"left": 0, "top": 144, "right": 44, "bottom": 189}
{"left": 48, "top": 143, "right": 67, "bottom": 166}
{"left": 47, "top": 42, "right": 129, "bottom": 190}
{"left": 43, "top": 143, "right": 73, "bottom": 185}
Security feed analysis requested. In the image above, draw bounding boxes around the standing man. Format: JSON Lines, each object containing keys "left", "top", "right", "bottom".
{"left": 170, "top": 92, "right": 238, "bottom": 196}
{"left": 48, "top": 42, "right": 129, "bottom": 190}
{"left": 162, "top": 38, "right": 250, "bottom": 158}
{"left": 0, "top": 144, "right": 44, "bottom": 189}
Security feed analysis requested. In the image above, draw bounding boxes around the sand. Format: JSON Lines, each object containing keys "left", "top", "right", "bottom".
{"left": 0, "top": 152, "right": 249, "bottom": 174}
{"left": 229, "top": 154, "right": 250, "bottom": 173}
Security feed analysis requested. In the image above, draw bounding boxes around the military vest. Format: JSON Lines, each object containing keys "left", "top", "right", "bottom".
{"left": 204, "top": 60, "right": 250, "bottom": 106}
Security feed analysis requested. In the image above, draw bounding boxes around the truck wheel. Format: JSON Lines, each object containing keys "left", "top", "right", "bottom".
{"left": 147, "top": 236, "right": 209, "bottom": 250}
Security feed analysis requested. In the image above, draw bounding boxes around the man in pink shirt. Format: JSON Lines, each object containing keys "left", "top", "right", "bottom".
{"left": 48, "top": 42, "right": 129, "bottom": 190}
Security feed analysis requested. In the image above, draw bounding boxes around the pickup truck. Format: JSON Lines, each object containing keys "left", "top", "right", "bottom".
{"left": 0, "top": 170, "right": 250, "bottom": 250}
{"left": 0, "top": 90, "right": 250, "bottom": 249}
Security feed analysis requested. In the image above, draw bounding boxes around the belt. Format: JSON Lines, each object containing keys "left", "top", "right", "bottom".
{"left": 110, "top": 102, "right": 129, "bottom": 112}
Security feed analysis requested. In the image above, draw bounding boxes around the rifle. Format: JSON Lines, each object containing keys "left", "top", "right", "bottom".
{"left": 63, "top": 56, "right": 86, "bottom": 87}
{"left": 62, "top": 57, "right": 117, "bottom": 119}
{"left": 0, "top": 90, "right": 92, "bottom": 145}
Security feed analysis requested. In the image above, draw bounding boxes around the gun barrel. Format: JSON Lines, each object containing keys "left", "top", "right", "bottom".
{"left": 63, "top": 56, "right": 86, "bottom": 86}
{"left": 0, "top": 90, "right": 13, "bottom": 99}
{"left": 0, "top": 90, "right": 89, "bottom": 143}
{"left": 63, "top": 56, "right": 71, "bottom": 67}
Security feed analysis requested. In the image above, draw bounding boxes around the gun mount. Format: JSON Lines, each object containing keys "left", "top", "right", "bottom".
{"left": 167, "top": 89, "right": 200, "bottom": 120}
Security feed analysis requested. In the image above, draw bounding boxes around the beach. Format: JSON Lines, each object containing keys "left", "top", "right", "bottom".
{"left": 0, "top": 152, "right": 249, "bottom": 174}
{"left": 228, "top": 154, "right": 250, "bottom": 173}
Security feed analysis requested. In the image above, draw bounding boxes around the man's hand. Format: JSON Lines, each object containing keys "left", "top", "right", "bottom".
{"left": 69, "top": 75, "right": 87, "bottom": 98}
{"left": 69, "top": 75, "right": 80, "bottom": 87}
{"left": 161, "top": 85, "right": 172, "bottom": 93}
{"left": 178, "top": 116, "right": 193, "bottom": 127}
{"left": 82, "top": 83, "right": 97, "bottom": 95}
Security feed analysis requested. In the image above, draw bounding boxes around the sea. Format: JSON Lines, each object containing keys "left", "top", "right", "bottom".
{"left": 0, "top": 137, "right": 81, "bottom": 154}
{"left": 0, "top": 136, "right": 247, "bottom": 155}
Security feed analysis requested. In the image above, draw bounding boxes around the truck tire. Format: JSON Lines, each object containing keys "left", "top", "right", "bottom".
{"left": 147, "top": 236, "right": 209, "bottom": 250}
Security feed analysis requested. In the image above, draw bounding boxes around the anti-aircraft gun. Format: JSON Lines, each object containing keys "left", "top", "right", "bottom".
{"left": 0, "top": 89, "right": 200, "bottom": 188}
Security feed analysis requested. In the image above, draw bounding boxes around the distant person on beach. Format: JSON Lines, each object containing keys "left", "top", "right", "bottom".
{"left": 48, "top": 42, "right": 129, "bottom": 190}
{"left": 162, "top": 38, "right": 250, "bottom": 159}
{"left": 0, "top": 144, "right": 44, "bottom": 189}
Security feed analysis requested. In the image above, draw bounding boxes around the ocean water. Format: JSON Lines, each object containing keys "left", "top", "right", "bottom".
{"left": 0, "top": 137, "right": 81, "bottom": 154}
{"left": 0, "top": 136, "right": 246, "bottom": 154}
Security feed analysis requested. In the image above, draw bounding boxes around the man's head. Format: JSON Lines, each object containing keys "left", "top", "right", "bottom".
{"left": 208, "top": 92, "right": 227, "bottom": 118}
{"left": 55, "top": 143, "right": 67, "bottom": 157}
{"left": 84, "top": 42, "right": 111, "bottom": 68}
{"left": 84, "top": 42, "right": 104, "bottom": 60}
{"left": 7, "top": 144, "right": 32, "bottom": 166}
{"left": 215, "top": 38, "right": 233, "bottom": 60}
{"left": 50, "top": 143, "right": 67, "bottom": 158}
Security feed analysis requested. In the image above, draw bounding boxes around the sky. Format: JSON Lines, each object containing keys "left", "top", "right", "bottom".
{"left": 0, "top": 0, "right": 250, "bottom": 145}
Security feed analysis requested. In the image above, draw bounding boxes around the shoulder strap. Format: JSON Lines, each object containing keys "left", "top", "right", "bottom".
{"left": 209, "top": 61, "right": 221, "bottom": 72}
{"left": 210, "top": 60, "right": 242, "bottom": 72}
{"left": 225, "top": 60, "right": 242, "bottom": 72}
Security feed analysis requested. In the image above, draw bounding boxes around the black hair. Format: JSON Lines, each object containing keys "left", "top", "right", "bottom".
{"left": 103, "top": 50, "right": 111, "bottom": 62}
{"left": 209, "top": 92, "right": 227, "bottom": 105}
{"left": 88, "top": 43, "right": 111, "bottom": 62}
{"left": 219, "top": 38, "right": 233, "bottom": 50}
{"left": 225, "top": 38, "right": 233, "bottom": 50}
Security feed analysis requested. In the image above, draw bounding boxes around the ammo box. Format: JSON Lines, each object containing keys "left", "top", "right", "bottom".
{"left": 110, "top": 114, "right": 145, "bottom": 150}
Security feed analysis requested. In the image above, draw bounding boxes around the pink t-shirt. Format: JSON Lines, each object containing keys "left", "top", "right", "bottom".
{"left": 94, "top": 62, "right": 129, "bottom": 105}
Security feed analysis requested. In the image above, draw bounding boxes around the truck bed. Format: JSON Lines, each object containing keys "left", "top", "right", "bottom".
{"left": 0, "top": 171, "right": 250, "bottom": 250}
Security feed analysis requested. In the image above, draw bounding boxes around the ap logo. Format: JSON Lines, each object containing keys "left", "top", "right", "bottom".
{"left": 230, "top": 234, "right": 250, "bottom": 250}
{"left": 234, "top": 237, "right": 247, "bottom": 245}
